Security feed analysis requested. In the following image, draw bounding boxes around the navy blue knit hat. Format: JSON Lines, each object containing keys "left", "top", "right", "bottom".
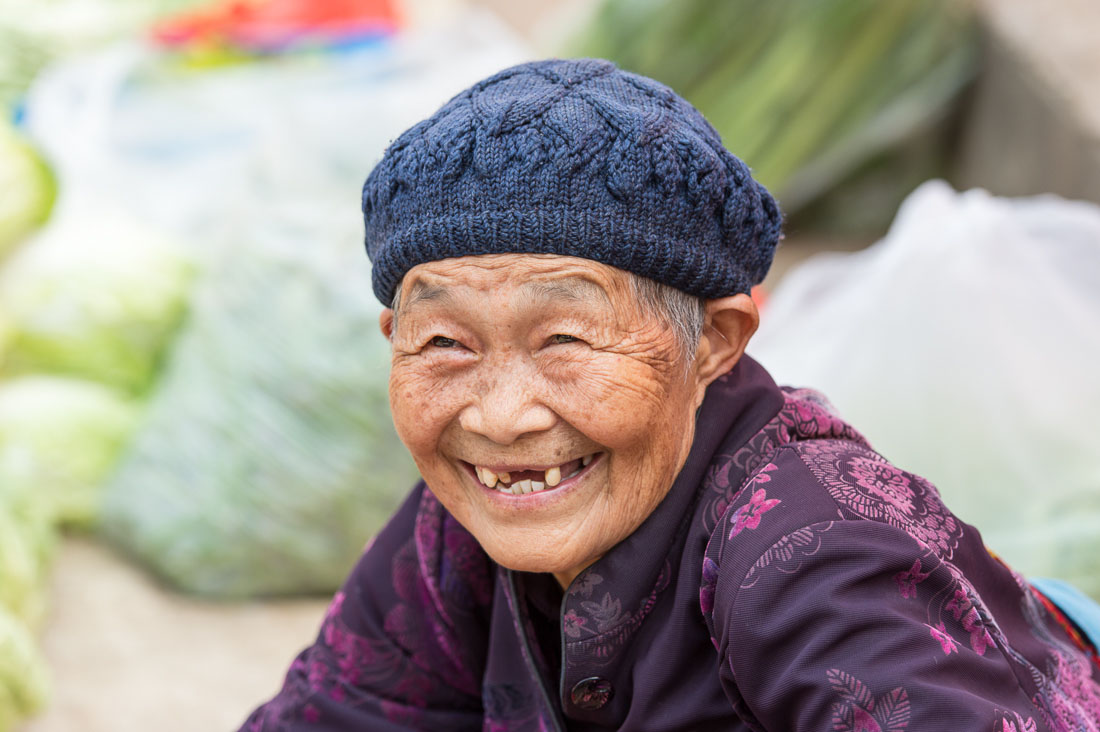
{"left": 362, "top": 58, "right": 782, "bottom": 305}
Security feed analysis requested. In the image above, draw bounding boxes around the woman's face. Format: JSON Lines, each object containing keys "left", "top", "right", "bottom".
{"left": 382, "top": 254, "right": 711, "bottom": 587}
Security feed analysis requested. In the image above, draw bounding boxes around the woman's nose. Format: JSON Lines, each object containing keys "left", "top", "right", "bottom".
{"left": 458, "top": 370, "right": 555, "bottom": 445}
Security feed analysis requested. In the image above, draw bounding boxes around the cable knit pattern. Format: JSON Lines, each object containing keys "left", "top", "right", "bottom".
{"left": 362, "top": 58, "right": 782, "bottom": 304}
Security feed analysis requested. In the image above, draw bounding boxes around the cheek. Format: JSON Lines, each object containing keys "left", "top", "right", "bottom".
{"left": 545, "top": 354, "right": 686, "bottom": 450}
{"left": 388, "top": 365, "right": 464, "bottom": 456}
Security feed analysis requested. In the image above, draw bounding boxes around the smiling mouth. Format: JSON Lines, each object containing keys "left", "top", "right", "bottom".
{"left": 464, "top": 453, "right": 599, "bottom": 496}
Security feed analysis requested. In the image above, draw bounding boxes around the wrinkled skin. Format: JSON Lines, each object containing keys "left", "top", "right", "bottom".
{"left": 381, "top": 254, "right": 757, "bottom": 588}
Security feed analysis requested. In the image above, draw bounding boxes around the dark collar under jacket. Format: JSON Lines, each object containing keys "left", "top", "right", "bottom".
{"left": 242, "top": 356, "right": 1100, "bottom": 732}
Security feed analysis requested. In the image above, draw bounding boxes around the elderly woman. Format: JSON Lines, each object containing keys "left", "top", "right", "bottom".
{"left": 240, "top": 59, "right": 1100, "bottom": 731}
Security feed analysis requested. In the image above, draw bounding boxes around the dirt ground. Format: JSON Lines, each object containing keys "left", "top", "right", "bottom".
{"left": 18, "top": 538, "right": 329, "bottom": 732}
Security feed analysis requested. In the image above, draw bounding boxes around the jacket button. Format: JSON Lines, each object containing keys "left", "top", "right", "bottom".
{"left": 570, "top": 677, "right": 613, "bottom": 710}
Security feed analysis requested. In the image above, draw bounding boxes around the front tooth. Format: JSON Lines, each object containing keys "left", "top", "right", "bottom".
{"left": 582, "top": 454, "right": 593, "bottom": 466}
{"left": 483, "top": 468, "right": 498, "bottom": 488}
{"left": 531, "top": 480, "right": 545, "bottom": 492}
{"left": 544, "top": 467, "right": 561, "bottom": 487}
{"left": 499, "top": 472, "right": 511, "bottom": 483}
{"left": 515, "top": 479, "right": 533, "bottom": 495}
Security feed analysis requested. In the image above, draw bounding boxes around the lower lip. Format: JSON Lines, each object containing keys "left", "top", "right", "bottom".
{"left": 466, "top": 456, "right": 602, "bottom": 507}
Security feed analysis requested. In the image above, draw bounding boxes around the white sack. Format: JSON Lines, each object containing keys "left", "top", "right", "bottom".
{"left": 750, "top": 181, "right": 1100, "bottom": 597}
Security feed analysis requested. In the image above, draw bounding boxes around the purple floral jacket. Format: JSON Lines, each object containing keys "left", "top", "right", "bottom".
{"left": 240, "top": 357, "right": 1100, "bottom": 731}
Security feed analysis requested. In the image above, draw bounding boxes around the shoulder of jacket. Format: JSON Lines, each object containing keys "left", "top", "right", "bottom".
{"left": 700, "top": 438, "right": 969, "bottom": 621}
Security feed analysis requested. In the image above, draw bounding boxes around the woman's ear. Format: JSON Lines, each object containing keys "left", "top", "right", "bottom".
{"left": 379, "top": 308, "right": 395, "bottom": 340}
{"left": 693, "top": 293, "right": 759, "bottom": 394}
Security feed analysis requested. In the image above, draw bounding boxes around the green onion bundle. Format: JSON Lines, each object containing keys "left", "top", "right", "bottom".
{"left": 569, "top": 0, "right": 978, "bottom": 212}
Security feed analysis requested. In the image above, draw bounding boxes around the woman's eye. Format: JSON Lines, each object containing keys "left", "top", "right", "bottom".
{"left": 430, "top": 336, "right": 458, "bottom": 348}
{"left": 550, "top": 334, "right": 579, "bottom": 345}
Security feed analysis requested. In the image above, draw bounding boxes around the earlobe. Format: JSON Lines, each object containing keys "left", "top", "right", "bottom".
{"left": 379, "top": 308, "right": 395, "bottom": 340}
{"left": 695, "top": 294, "right": 759, "bottom": 389}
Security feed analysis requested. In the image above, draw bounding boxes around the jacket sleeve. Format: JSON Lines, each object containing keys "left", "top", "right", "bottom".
{"left": 704, "top": 515, "right": 1055, "bottom": 732}
{"left": 238, "top": 482, "right": 492, "bottom": 731}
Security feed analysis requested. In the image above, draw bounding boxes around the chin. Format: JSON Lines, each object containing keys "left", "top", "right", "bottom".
{"left": 481, "top": 539, "right": 587, "bottom": 579}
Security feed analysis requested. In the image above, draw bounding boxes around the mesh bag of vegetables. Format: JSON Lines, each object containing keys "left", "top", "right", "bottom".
{"left": 99, "top": 226, "right": 419, "bottom": 598}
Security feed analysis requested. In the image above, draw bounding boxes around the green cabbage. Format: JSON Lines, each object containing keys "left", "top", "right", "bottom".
{"left": 0, "top": 503, "right": 54, "bottom": 630}
{"left": 0, "top": 604, "right": 49, "bottom": 732}
{"left": 0, "top": 204, "right": 195, "bottom": 394}
{"left": 0, "top": 121, "right": 54, "bottom": 263}
{"left": 0, "top": 376, "right": 140, "bottom": 528}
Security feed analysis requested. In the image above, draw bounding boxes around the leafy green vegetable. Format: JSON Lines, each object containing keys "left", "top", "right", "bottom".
{"left": 0, "top": 203, "right": 195, "bottom": 394}
{"left": 0, "top": 121, "right": 54, "bottom": 263}
{"left": 0, "top": 604, "right": 49, "bottom": 732}
{"left": 568, "top": 0, "right": 978, "bottom": 213}
{"left": 0, "top": 376, "right": 141, "bottom": 528}
{"left": 0, "top": 503, "right": 54, "bottom": 630}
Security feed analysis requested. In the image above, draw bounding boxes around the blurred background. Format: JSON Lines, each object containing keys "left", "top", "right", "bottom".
{"left": 0, "top": 0, "right": 1098, "bottom": 729}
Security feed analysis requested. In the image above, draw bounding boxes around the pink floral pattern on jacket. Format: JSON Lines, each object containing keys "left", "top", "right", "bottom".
{"left": 700, "top": 386, "right": 1100, "bottom": 731}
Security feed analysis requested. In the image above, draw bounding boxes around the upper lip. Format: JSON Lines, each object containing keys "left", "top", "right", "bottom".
{"left": 460, "top": 454, "right": 596, "bottom": 473}
{"left": 467, "top": 461, "right": 560, "bottom": 473}
{"left": 461, "top": 453, "right": 597, "bottom": 488}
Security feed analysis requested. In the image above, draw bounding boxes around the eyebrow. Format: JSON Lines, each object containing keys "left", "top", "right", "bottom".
{"left": 400, "top": 276, "right": 610, "bottom": 310}
{"left": 401, "top": 280, "right": 453, "bottom": 310}
{"left": 520, "top": 278, "right": 610, "bottom": 305}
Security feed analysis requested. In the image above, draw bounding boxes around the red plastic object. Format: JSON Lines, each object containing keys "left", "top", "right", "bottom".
{"left": 152, "top": 0, "right": 401, "bottom": 52}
